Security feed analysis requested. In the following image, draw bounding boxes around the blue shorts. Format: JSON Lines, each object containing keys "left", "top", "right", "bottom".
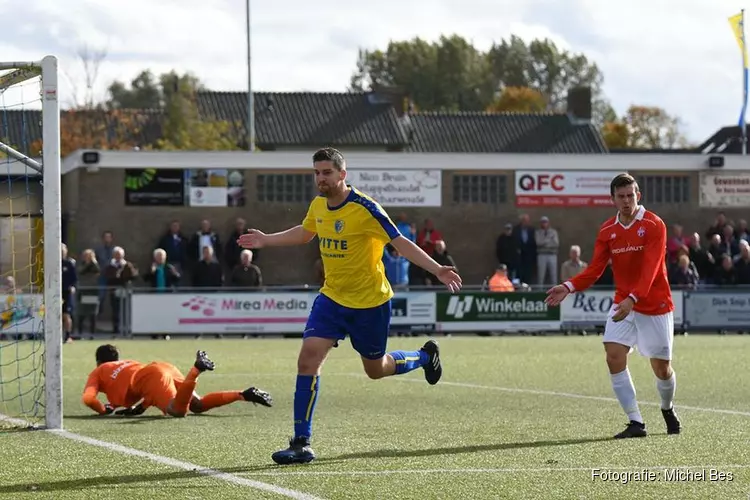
{"left": 303, "top": 294, "right": 391, "bottom": 360}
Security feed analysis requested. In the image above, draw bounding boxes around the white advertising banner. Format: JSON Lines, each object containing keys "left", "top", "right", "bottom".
{"left": 561, "top": 290, "right": 683, "bottom": 326}
{"left": 699, "top": 171, "right": 750, "bottom": 207}
{"left": 347, "top": 169, "right": 441, "bottom": 207}
{"left": 390, "top": 292, "right": 436, "bottom": 326}
{"left": 0, "top": 294, "right": 44, "bottom": 334}
{"left": 515, "top": 171, "right": 617, "bottom": 207}
{"left": 131, "top": 291, "right": 437, "bottom": 334}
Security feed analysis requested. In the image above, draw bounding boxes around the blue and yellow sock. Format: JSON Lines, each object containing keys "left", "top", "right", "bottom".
{"left": 293, "top": 375, "right": 319, "bottom": 440}
{"left": 389, "top": 350, "right": 429, "bottom": 375}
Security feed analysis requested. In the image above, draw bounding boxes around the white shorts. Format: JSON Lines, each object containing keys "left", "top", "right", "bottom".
{"left": 603, "top": 306, "right": 674, "bottom": 360}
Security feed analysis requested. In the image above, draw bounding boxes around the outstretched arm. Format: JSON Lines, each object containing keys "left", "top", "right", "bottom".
{"left": 238, "top": 225, "right": 316, "bottom": 250}
{"left": 390, "top": 236, "right": 441, "bottom": 276}
{"left": 82, "top": 372, "right": 107, "bottom": 415}
{"left": 263, "top": 225, "right": 316, "bottom": 247}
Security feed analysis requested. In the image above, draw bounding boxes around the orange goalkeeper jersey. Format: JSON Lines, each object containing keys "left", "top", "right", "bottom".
{"left": 82, "top": 360, "right": 145, "bottom": 414}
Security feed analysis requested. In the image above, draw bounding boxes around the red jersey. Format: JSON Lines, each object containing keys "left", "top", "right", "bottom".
{"left": 82, "top": 360, "right": 145, "bottom": 414}
{"left": 564, "top": 206, "right": 673, "bottom": 316}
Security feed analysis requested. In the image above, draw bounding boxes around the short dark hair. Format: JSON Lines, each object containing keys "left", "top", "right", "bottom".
{"left": 312, "top": 147, "right": 346, "bottom": 170}
{"left": 610, "top": 173, "right": 639, "bottom": 197}
{"left": 95, "top": 344, "right": 119, "bottom": 365}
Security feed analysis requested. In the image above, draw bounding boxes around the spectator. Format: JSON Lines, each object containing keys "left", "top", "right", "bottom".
{"left": 485, "top": 264, "right": 514, "bottom": 292}
{"left": 720, "top": 225, "right": 741, "bottom": 260}
{"left": 383, "top": 244, "right": 409, "bottom": 289}
{"left": 735, "top": 241, "right": 750, "bottom": 284}
{"left": 560, "top": 245, "right": 588, "bottom": 282}
{"left": 705, "top": 212, "right": 727, "bottom": 241}
{"left": 535, "top": 216, "right": 559, "bottom": 286}
{"left": 76, "top": 249, "right": 100, "bottom": 335}
{"left": 143, "top": 248, "right": 181, "bottom": 291}
{"left": 103, "top": 246, "right": 138, "bottom": 334}
{"left": 61, "top": 243, "right": 77, "bottom": 343}
{"left": 225, "top": 217, "right": 254, "bottom": 270}
{"left": 708, "top": 234, "right": 724, "bottom": 268}
{"left": 713, "top": 254, "right": 737, "bottom": 286}
{"left": 94, "top": 230, "right": 115, "bottom": 316}
{"left": 513, "top": 214, "right": 537, "bottom": 285}
{"left": 229, "top": 249, "right": 263, "bottom": 288}
{"left": 667, "top": 224, "right": 690, "bottom": 263}
{"left": 192, "top": 246, "right": 223, "bottom": 289}
{"left": 426, "top": 240, "right": 457, "bottom": 286}
{"left": 688, "top": 233, "right": 714, "bottom": 284}
{"left": 669, "top": 254, "right": 699, "bottom": 290}
{"left": 189, "top": 220, "right": 222, "bottom": 269}
{"left": 495, "top": 223, "right": 518, "bottom": 278}
{"left": 395, "top": 213, "right": 416, "bottom": 242}
{"left": 156, "top": 221, "right": 188, "bottom": 274}
{"left": 735, "top": 219, "right": 749, "bottom": 243}
{"left": 417, "top": 219, "right": 442, "bottom": 256}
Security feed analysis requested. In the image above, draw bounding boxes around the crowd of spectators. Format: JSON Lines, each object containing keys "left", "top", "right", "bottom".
{"left": 494, "top": 211, "right": 750, "bottom": 290}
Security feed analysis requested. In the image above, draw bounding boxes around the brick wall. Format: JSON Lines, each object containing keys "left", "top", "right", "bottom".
{"left": 62, "top": 168, "right": 750, "bottom": 286}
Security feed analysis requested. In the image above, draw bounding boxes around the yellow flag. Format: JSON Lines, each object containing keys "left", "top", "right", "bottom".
{"left": 729, "top": 12, "right": 748, "bottom": 67}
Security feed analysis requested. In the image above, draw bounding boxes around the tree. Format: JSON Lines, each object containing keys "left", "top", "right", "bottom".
{"left": 63, "top": 44, "right": 108, "bottom": 109}
{"left": 53, "top": 109, "right": 153, "bottom": 157}
{"left": 486, "top": 86, "right": 546, "bottom": 113}
{"left": 352, "top": 34, "right": 611, "bottom": 121}
{"left": 107, "top": 70, "right": 162, "bottom": 109}
{"left": 351, "top": 35, "right": 495, "bottom": 111}
{"left": 602, "top": 105, "right": 689, "bottom": 149}
{"left": 155, "top": 71, "right": 240, "bottom": 151}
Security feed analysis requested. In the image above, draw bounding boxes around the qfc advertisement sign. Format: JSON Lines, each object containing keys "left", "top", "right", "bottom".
{"left": 131, "top": 291, "right": 436, "bottom": 334}
{"left": 561, "top": 290, "right": 684, "bottom": 326}
{"left": 435, "top": 292, "right": 560, "bottom": 331}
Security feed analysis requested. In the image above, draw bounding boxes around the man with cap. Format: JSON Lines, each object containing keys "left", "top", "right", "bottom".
{"left": 535, "top": 216, "right": 560, "bottom": 286}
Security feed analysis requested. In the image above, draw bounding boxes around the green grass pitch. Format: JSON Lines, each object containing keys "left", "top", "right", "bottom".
{"left": 1, "top": 335, "right": 749, "bottom": 499}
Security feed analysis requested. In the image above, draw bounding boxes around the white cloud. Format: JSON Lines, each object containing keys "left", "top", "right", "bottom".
{"left": 1, "top": 0, "right": 747, "bottom": 143}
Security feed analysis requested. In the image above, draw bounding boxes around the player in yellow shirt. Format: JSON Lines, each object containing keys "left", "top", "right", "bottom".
{"left": 238, "top": 147, "right": 462, "bottom": 465}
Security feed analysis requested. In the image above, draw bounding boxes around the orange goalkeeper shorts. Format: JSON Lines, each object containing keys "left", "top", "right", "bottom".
{"left": 131, "top": 362, "right": 186, "bottom": 413}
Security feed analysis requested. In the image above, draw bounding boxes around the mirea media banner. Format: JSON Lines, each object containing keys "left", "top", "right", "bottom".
{"left": 131, "top": 291, "right": 436, "bottom": 334}
{"left": 435, "top": 292, "right": 560, "bottom": 331}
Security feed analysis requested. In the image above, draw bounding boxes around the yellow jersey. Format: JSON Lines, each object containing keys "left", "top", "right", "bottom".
{"left": 302, "top": 187, "right": 401, "bottom": 309}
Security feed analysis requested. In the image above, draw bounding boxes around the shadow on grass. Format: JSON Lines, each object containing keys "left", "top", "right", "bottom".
{"left": 0, "top": 435, "right": 669, "bottom": 493}
{"left": 316, "top": 435, "right": 620, "bottom": 462}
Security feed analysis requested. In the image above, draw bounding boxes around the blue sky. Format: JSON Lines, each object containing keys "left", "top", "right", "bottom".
{"left": 2, "top": 0, "right": 748, "bottom": 143}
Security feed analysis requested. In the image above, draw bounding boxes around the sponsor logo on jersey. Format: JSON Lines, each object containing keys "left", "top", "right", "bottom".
{"left": 611, "top": 245, "right": 644, "bottom": 254}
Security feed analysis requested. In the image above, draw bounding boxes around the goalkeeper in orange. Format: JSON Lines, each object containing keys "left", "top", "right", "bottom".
{"left": 82, "top": 344, "right": 273, "bottom": 417}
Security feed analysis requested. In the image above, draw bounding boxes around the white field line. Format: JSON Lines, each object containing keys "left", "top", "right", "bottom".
{"left": 242, "top": 464, "right": 750, "bottom": 477}
{"left": 345, "top": 374, "right": 750, "bottom": 417}
{"left": 0, "top": 414, "right": 324, "bottom": 500}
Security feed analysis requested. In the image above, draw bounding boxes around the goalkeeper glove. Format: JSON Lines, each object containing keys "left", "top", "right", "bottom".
{"left": 114, "top": 403, "right": 146, "bottom": 416}
{"left": 102, "top": 403, "right": 115, "bottom": 415}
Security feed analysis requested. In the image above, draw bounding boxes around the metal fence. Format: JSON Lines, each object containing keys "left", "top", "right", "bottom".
{"left": 56, "top": 284, "right": 750, "bottom": 338}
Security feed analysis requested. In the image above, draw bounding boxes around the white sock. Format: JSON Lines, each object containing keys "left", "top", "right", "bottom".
{"left": 610, "top": 368, "right": 643, "bottom": 423}
{"left": 656, "top": 371, "right": 676, "bottom": 410}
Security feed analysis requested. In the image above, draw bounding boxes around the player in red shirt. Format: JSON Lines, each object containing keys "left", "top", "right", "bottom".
{"left": 545, "top": 173, "right": 680, "bottom": 439}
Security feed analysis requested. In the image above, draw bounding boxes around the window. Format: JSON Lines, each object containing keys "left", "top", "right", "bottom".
{"left": 452, "top": 175, "right": 507, "bottom": 204}
{"left": 257, "top": 174, "right": 315, "bottom": 203}
{"left": 637, "top": 175, "right": 690, "bottom": 204}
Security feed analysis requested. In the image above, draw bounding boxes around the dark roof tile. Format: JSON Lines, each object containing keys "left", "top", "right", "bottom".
{"left": 196, "top": 91, "right": 407, "bottom": 148}
{"left": 403, "top": 111, "right": 607, "bottom": 153}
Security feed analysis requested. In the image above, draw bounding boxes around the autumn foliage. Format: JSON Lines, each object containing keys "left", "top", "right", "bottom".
{"left": 486, "top": 86, "right": 547, "bottom": 113}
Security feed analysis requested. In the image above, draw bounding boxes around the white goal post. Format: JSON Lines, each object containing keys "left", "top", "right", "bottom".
{"left": 0, "top": 56, "right": 63, "bottom": 430}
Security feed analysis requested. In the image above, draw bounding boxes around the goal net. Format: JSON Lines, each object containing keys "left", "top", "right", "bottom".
{"left": 0, "top": 57, "right": 62, "bottom": 430}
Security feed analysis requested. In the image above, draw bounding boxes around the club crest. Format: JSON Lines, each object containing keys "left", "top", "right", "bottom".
{"left": 334, "top": 220, "right": 345, "bottom": 234}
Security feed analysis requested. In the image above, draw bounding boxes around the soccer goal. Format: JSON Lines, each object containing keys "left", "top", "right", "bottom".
{"left": 0, "top": 56, "right": 62, "bottom": 430}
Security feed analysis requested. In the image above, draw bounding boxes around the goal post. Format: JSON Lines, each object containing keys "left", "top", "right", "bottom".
{"left": 0, "top": 56, "right": 62, "bottom": 430}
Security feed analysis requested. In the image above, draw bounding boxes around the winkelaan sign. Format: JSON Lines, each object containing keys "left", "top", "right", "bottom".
{"left": 436, "top": 292, "right": 560, "bottom": 332}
